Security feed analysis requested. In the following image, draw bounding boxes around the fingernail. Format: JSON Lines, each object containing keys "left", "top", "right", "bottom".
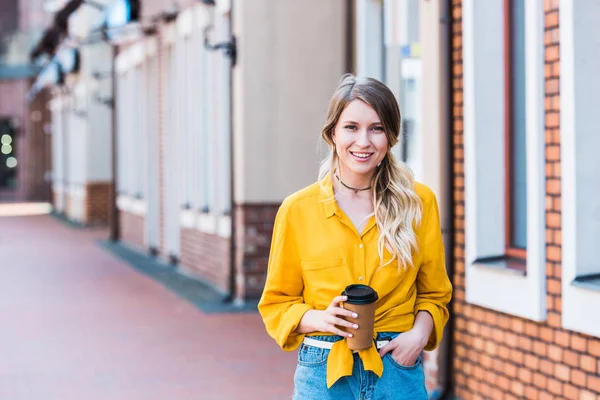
{"left": 348, "top": 334, "right": 353, "bottom": 338}
{"left": 353, "top": 324, "right": 359, "bottom": 329}
{"left": 352, "top": 313, "right": 358, "bottom": 318}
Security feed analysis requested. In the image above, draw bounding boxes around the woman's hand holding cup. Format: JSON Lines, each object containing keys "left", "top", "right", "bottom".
{"left": 296, "top": 295, "right": 359, "bottom": 337}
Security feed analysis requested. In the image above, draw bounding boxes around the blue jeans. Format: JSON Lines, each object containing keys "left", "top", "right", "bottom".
{"left": 292, "top": 332, "right": 428, "bottom": 400}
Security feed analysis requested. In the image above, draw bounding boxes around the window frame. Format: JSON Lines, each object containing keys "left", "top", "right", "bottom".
{"left": 463, "top": 0, "right": 546, "bottom": 321}
{"left": 559, "top": 0, "right": 600, "bottom": 338}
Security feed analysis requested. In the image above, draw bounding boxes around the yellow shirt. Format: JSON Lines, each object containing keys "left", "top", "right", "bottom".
{"left": 258, "top": 175, "right": 452, "bottom": 388}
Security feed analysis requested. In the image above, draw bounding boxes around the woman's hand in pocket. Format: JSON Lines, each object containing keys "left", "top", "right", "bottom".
{"left": 296, "top": 295, "right": 359, "bottom": 337}
{"left": 378, "top": 328, "right": 428, "bottom": 366}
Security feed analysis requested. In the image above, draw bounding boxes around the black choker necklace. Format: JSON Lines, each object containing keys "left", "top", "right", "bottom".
{"left": 335, "top": 174, "right": 371, "bottom": 193}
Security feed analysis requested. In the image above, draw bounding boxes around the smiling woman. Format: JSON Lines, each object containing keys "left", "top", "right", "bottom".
{"left": 258, "top": 74, "right": 452, "bottom": 399}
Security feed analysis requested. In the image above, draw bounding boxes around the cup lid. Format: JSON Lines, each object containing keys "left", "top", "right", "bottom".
{"left": 342, "top": 284, "right": 378, "bottom": 305}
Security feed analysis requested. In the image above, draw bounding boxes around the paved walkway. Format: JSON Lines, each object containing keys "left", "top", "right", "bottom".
{"left": 0, "top": 207, "right": 296, "bottom": 400}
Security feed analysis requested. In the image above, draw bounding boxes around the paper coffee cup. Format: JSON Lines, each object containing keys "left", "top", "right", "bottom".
{"left": 341, "top": 284, "right": 378, "bottom": 350}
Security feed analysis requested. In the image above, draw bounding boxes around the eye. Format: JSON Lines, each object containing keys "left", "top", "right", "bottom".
{"left": 344, "top": 124, "right": 358, "bottom": 131}
{"left": 372, "top": 126, "right": 384, "bottom": 132}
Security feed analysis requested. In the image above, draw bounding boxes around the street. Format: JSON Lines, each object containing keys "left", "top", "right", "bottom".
{"left": 0, "top": 206, "right": 295, "bottom": 400}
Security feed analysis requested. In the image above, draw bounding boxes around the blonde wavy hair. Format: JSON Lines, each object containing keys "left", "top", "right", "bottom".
{"left": 319, "top": 74, "right": 423, "bottom": 269}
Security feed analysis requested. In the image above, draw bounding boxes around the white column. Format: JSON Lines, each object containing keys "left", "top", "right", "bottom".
{"left": 356, "top": 0, "right": 384, "bottom": 81}
{"left": 217, "top": 11, "right": 232, "bottom": 215}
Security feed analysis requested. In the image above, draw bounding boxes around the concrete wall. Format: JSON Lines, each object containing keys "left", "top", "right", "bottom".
{"left": 232, "top": 0, "right": 347, "bottom": 204}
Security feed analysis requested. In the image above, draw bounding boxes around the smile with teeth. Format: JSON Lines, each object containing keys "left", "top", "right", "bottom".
{"left": 350, "top": 151, "right": 374, "bottom": 160}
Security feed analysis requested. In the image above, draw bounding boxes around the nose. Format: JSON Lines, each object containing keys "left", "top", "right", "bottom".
{"left": 355, "top": 128, "right": 370, "bottom": 147}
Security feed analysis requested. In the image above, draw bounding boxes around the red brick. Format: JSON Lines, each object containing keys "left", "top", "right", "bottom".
{"left": 554, "top": 330, "right": 570, "bottom": 347}
{"left": 564, "top": 349, "right": 580, "bottom": 368}
{"left": 540, "top": 327, "right": 554, "bottom": 342}
{"left": 546, "top": 11, "right": 559, "bottom": 28}
{"left": 548, "top": 311, "right": 561, "bottom": 327}
{"left": 519, "top": 336, "right": 533, "bottom": 352}
{"left": 519, "top": 368, "right": 532, "bottom": 385}
{"left": 570, "top": 335, "right": 587, "bottom": 352}
{"left": 581, "top": 355, "right": 597, "bottom": 374}
{"left": 525, "top": 354, "right": 540, "bottom": 370}
{"left": 512, "top": 318, "right": 524, "bottom": 333}
{"left": 571, "top": 369, "right": 586, "bottom": 387}
{"left": 587, "top": 373, "right": 600, "bottom": 391}
{"left": 538, "top": 392, "right": 553, "bottom": 400}
{"left": 547, "top": 378, "right": 563, "bottom": 396}
{"left": 534, "top": 340, "right": 548, "bottom": 356}
{"left": 580, "top": 391, "right": 598, "bottom": 400}
{"left": 525, "top": 387, "right": 540, "bottom": 400}
{"left": 548, "top": 279, "right": 561, "bottom": 295}
{"left": 563, "top": 384, "right": 579, "bottom": 400}
{"left": 506, "top": 331, "right": 519, "bottom": 347}
{"left": 548, "top": 344, "right": 563, "bottom": 362}
{"left": 540, "top": 359, "right": 555, "bottom": 376}
{"left": 533, "top": 372, "right": 548, "bottom": 389}
{"left": 510, "top": 348, "right": 525, "bottom": 364}
{"left": 555, "top": 364, "right": 570, "bottom": 382}
{"left": 589, "top": 340, "right": 600, "bottom": 358}
{"left": 525, "top": 322, "right": 540, "bottom": 337}
{"left": 497, "top": 374, "right": 511, "bottom": 391}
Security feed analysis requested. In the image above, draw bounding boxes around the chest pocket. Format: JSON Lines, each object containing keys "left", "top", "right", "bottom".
{"left": 300, "top": 258, "right": 348, "bottom": 299}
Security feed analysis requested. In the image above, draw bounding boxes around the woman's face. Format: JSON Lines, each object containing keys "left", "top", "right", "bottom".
{"left": 332, "top": 100, "right": 389, "bottom": 181}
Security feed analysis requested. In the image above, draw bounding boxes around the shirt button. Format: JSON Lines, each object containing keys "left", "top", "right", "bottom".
{"left": 359, "top": 243, "right": 363, "bottom": 248}
{"left": 358, "top": 276, "right": 363, "bottom": 281}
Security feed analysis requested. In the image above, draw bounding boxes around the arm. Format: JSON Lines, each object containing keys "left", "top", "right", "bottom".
{"left": 257, "top": 203, "right": 312, "bottom": 351}
{"left": 414, "top": 191, "right": 453, "bottom": 350}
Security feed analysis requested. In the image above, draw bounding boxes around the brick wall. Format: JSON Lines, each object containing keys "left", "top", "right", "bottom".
{"left": 180, "top": 228, "right": 230, "bottom": 294}
{"left": 65, "top": 191, "right": 72, "bottom": 218}
{"left": 0, "top": 79, "right": 51, "bottom": 202}
{"left": 119, "top": 210, "right": 145, "bottom": 250}
{"left": 451, "top": 1, "right": 600, "bottom": 399}
{"left": 24, "top": 87, "right": 52, "bottom": 201}
{"left": 85, "top": 181, "right": 111, "bottom": 226}
{"left": 234, "top": 203, "right": 279, "bottom": 300}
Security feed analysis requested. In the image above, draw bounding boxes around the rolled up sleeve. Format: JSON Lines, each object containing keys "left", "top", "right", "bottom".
{"left": 258, "top": 202, "right": 312, "bottom": 351}
{"left": 415, "top": 191, "right": 453, "bottom": 351}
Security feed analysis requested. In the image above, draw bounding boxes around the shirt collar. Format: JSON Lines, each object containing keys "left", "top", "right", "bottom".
{"left": 319, "top": 174, "right": 338, "bottom": 219}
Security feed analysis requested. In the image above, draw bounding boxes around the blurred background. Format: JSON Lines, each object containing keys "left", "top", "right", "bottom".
{"left": 0, "top": 0, "right": 599, "bottom": 399}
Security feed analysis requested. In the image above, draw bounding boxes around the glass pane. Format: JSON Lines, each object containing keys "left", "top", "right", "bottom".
{"left": 510, "top": 0, "right": 527, "bottom": 249}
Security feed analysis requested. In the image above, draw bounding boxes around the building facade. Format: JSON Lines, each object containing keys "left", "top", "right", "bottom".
{"left": 0, "top": 0, "right": 53, "bottom": 202}
{"left": 452, "top": 0, "right": 600, "bottom": 398}
{"left": 30, "top": 0, "right": 600, "bottom": 398}
{"left": 113, "top": 0, "right": 349, "bottom": 300}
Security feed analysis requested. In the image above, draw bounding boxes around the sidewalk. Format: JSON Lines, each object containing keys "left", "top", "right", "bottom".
{"left": 0, "top": 209, "right": 296, "bottom": 400}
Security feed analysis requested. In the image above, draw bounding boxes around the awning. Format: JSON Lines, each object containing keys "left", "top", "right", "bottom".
{"left": 25, "top": 45, "right": 80, "bottom": 102}
{"left": 29, "top": 0, "right": 83, "bottom": 62}
{"left": 29, "top": 27, "right": 62, "bottom": 61}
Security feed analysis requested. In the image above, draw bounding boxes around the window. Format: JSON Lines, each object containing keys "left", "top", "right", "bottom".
{"left": 505, "top": 0, "right": 527, "bottom": 264}
{"left": 560, "top": 0, "right": 600, "bottom": 337}
{"left": 463, "top": 0, "right": 546, "bottom": 321}
{"left": 134, "top": 65, "right": 144, "bottom": 199}
{"left": 115, "top": 44, "right": 148, "bottom": 217}
{"left": 116, "top": 71, "right": 127, "bottom": 195}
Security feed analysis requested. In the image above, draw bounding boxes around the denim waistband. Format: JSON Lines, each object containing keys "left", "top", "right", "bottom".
{"left": 306, "top": 332, "right": 401, "bottom": 343}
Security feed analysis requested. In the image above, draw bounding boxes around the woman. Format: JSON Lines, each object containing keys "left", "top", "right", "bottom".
{"left": 258, "top": 74, "right": 452, "bottom": 399}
